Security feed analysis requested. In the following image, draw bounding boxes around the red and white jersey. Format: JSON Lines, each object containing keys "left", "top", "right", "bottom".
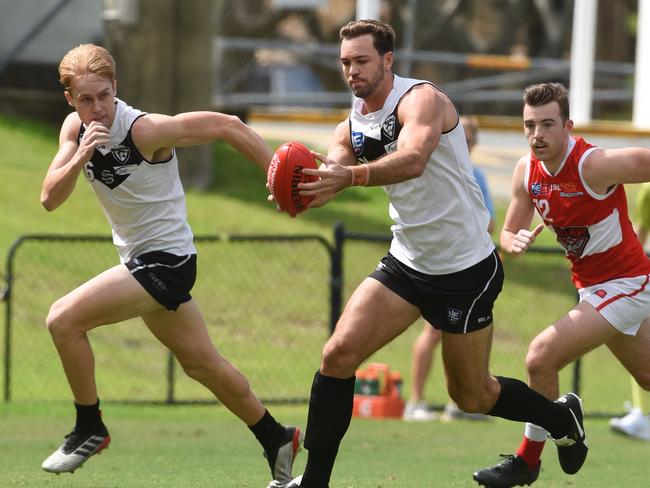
{"left": 524, "top": 136, "right": 650, "bottom": 288}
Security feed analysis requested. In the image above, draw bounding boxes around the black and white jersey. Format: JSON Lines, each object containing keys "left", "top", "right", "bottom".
{"left": 79, "top": 98, "right": 196, "bottom": 262}
{"left": 349, "top": 75, "right": 493, "bottom": 274}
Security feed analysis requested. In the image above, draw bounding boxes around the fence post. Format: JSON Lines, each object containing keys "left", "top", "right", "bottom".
{"left": 3, "top": 236, "right": 26, "bottom": 402}
{"left": 572, "top": 290, "right": 581, "bottom": 397}
{"left": 330, "top": 222, "right": 345, "bottom": 334}
{"left": 572, "top": 358, "right": 582, "bottom": 397}
{"left": 166, "top": 352, "right": 176, "bottom": 404}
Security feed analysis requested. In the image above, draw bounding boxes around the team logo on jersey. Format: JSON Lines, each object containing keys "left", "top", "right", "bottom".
{"left": 382, "top": 115, "right": 396, "bottom": 139}
{"left": 531, "top": 182, "right": 542, "bottom": 196}
{"left": 447, "top": 307, "right": 463, "bottom": 325}
{"left": 111, "top": 145, "right": 131, "bottom": 163}
{"left": 554, "top": 225, "right": 590, "bottom": 258}
{"left": 384, "top": 141, "right": 398, "bottom": 153}
{"left": 351, "top": 131, "right": 365, "bottom": 155}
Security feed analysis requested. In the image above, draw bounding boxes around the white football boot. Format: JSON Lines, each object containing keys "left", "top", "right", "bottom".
{"left": 42, "top": 425, "right": 110, "bottom": 473}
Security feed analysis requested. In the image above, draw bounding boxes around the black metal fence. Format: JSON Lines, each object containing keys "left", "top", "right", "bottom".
{"left": 1, "top": 224, "right": 634, "bottom": 415}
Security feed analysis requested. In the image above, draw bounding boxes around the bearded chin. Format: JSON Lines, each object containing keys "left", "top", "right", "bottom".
{"left": 352, "top": 86, "right": 368, "bottom": 98}
{"left": 352, "top": 72, "right": 383, "bottom": 99}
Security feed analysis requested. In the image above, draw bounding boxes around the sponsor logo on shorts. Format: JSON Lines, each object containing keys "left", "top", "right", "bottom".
{"left": 147, "top": 271, "right": 167, "bottom": 290}
{"left": 594, "top": 289, "right": 607, "bottom": 298}
{"left": 447, "top": 307, "right": 463, "bottom": 325}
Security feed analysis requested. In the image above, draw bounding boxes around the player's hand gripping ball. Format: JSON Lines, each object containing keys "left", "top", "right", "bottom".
{"left": 267, "top": 141, "right": 319, "bottom": 216}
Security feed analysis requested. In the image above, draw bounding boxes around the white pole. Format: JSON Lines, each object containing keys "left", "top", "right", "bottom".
{"left": 356, "top": 0, "right": 380, "bottom": 20}
{"left": 569, "top": 0, "right": 598, "bottom": 125}
{"left": 634, "top": 0, "right": 650, "bottom": 128}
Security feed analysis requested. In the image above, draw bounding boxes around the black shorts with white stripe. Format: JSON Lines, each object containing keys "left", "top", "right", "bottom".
{"left": 125, "top": 251, "right": 197, "bottom": 311}
{"left": 369, "top": 250, "right": 504, "bottom": 334}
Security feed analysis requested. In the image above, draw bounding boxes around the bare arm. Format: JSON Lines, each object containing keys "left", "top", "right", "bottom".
{"left": 133, "top": 111, "right": 273, "bottom": 171}
{"left": 582, "top": 146, "right": 650, "bottom": 194}
{"left": 41, "top": 114, "right": 110, "bottom": 211}
{"left": 297, "top": 121, "right": 356, "bottom": 208}
{"left": 300, "top": 84, "right": 445, "bottom": 199}
{"left": 499, "top": 156, "right": 544, "bottom": 256}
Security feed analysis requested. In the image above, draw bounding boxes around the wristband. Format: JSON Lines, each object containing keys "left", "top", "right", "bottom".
{"left": 350, "top": 164, "right": 370, "bottom": 186}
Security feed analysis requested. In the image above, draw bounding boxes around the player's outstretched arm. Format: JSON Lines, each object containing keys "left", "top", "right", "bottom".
{"left": 41, "top": 114, "right": 109, "bottom": 211}
{"left": 133, "top": 111, "right": 273, "bottom": 171}
{"left": 299, "top": 120, "right": 358, "bottom": 208}
{"left": 581, "top": 146, "right": 650, "bottom": 194}
{"left": 500, "top": 157, "right": 542, "bottom": 257}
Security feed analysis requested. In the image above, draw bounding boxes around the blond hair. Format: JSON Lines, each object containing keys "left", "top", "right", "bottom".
{"left": 58, "top": 44, "right": 116, "bottom": 91}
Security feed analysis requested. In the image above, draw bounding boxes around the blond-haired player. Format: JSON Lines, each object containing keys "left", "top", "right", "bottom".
{"left": 40, "top": 44, "right": 302, "bottom": 486}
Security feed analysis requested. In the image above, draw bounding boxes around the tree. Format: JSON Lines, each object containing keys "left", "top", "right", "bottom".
{"left": 104, "top": 0, "right": 214, "bottom": 190}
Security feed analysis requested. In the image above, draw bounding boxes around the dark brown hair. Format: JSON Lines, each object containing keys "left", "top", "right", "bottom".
{"left": 339, "top": 19, "right": 395, "bottom": 55}
{"left": 523, "top": 82, "right": 570, "bottom": 121}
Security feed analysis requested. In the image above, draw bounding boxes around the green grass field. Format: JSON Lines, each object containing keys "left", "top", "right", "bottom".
{"left": 1, "top": 114, "right": 649, "bottom": 486}
{"left": 3, "top": 402, "right": 650, "bottom": 487}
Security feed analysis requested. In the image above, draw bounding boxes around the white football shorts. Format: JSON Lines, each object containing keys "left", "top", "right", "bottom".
{"left": 579, "top": 274, "right": 650, "bottom": 335}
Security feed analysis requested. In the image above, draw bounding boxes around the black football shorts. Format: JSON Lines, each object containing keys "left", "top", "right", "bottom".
{"left": 370, "top": 250, "right": 504, "bottom": 333}
{"left": 125, "top": 251, "right": 197, "bottom": 311}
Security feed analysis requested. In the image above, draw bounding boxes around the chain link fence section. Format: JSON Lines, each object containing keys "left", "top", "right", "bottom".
{"left": 3, "top": 230, "right": 636, "bottom": 414}
{"left": 3, "top": 234, "right": 331, "bottom": 404}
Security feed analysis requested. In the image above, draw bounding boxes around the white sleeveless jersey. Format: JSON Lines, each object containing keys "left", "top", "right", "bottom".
{"left": 80, "top": 98, "right": 196, "bottom": 262}
{"left": 349, "top": 75, "right": 494, "bottom": 274}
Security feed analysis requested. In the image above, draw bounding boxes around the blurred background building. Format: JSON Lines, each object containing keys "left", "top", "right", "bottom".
{"left": 0, "top": 0, "right": 642, "bottom": 120}
{"left": 0, "top": 0, "right": 644, "bottom": 186}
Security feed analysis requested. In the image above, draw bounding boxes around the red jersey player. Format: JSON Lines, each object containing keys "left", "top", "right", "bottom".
{"left": 474, "top": 82, "right": 650, "bottom": 487}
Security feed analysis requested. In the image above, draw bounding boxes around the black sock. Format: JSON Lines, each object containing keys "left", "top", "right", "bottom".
{"left": 302, "top": 371, "right": 355, "bottom": 488}
{"left": 74, "top": 399, "right": 102, "bottom": 432}
{"left": 487, "top": 376, "right": 570, "bottom": 439}
{"left": 249, "top": 409, "right": 286, "bottom": 455}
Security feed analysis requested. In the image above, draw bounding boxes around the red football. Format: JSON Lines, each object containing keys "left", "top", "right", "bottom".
{"left": 267, "top": 141, "right": 319, "bottom": 216}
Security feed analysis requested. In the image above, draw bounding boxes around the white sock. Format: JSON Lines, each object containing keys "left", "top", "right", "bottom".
{"left": 524, "top": 422, "right": 549, "bottom": 442}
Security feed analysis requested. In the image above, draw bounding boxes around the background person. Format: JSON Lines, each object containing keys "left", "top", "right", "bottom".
{"left": 474, "top": 82, "right": 650, "bottom": 487}
{"left": 609, "top": 182, "right": 650, "bottom": 441}
{"left": 403, "top": 115, "right": 495, "bottom": 422}
{"left": 39, "top": 44, "right": 302, "bottom": 487}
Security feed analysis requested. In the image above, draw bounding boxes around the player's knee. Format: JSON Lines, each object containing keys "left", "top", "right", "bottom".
{"left": 45, "top": 300, "right": 75, "bottom": 339}
{"left": 525, "top": 338, "right": 554, "bottom": 377}
{"left": 449, "top": 389, "right": 491, "bottom": 413}
{"left": 180, "top": 354, "right": 221, "bottom": 382}
{"left": 448, "top": 382, "right": 494, "bottom": 413}
{"left": 321, "top": 341, "right": 361, "bottom": 377}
